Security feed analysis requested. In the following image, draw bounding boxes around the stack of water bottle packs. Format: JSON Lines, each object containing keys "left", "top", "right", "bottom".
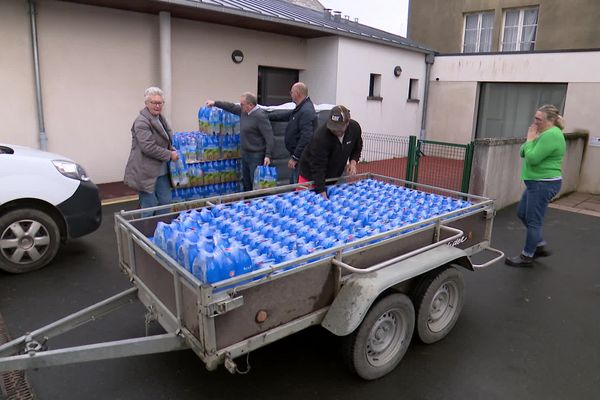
{"left": 152, "top": 179, "right": 473, "bottom": 287}
{"left": 169, "top": 107, "right": 243, "bottom": 200}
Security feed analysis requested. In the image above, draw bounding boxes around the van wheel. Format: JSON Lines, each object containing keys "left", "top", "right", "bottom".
{"left": 413, "top": 267, "right": 465, "bottom": 344}
{"left": 0, "top": 208, "right": 60, "bottom": 273}
{"left": 342, "top": 293, "right": 414, "bottom": 380}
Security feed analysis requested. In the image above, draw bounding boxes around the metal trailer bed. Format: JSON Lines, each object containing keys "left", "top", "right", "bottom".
{"left": 0, "top": 174, "right": 504, "bottom": 380}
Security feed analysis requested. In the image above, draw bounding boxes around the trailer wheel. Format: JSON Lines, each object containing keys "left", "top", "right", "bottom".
{"left": 342, "top": 293, "right": 414, "bottom": 380}
{"left": 413, "top": 266, "right": 465, "bottom": 344}
{"left": 0, "top": 208, "right": 60, "bottom": 273}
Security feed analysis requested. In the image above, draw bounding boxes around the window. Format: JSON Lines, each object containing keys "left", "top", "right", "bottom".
{"left": 257, "top": 66, "right": 299, "bottom": 105}
{"left": 501, "top": 7, "right": 538, "bottom": 52}
{"left": 476, "top": 83, "right": 566, "bottom": 139}
{"left": 462, "top": 12, "right": 494, "bottom": 53}
{"left": 408, "top": 78, "right": 419, "bottom": 101}
{"left": 368, "top": 73, "right": 382, "bottom": 100}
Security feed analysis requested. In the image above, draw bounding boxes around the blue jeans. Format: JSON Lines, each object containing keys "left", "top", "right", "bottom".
{"left": 241, "top": 152, "right": 264, "bottom": 192}
{"left": 139, "top": 174, "right": 172, "bottom": 217}
{"left": 516, "top": 180, "right": 561, "bottom": 257}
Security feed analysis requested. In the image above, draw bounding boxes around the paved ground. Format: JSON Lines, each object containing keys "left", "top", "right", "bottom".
{"left": 1, "top": 200, "right": 599, "bottom": 400}
{"left": 550, "top": 191, "right": 600, "bottom": 217}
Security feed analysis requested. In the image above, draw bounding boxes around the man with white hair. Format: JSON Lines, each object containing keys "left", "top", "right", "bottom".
{"left": 124, "top": 87, "right": 178, "bottom": 213}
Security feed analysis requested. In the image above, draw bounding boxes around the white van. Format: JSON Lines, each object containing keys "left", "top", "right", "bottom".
{"left": 0, "top": 143, "right": 102, "bottom": 273}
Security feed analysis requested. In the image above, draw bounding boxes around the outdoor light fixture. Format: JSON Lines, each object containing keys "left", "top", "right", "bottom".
{"left": 393, "top": 65, "right": 402, "bottom": 77}
{"left": 231, "top": 50, "right": 244, "bottom": 64}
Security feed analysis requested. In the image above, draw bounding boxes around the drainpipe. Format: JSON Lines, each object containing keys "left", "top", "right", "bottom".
{"left": 419, "top": 52, "right": 435, "bottom": 140}
{"left": 28, "top": 0, "right": 48, "bottom": 150}
{"left": 159, "top": 11, "right": 172, "bottom": 122}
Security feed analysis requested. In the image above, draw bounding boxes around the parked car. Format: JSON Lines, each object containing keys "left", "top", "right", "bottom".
{"left": 0, "top": 143, "right": 102, "bottom": 273}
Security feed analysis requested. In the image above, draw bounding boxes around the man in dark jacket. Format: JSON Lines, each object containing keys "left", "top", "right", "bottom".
{"left": 299, "top": 105, "right": 362, "bottom": 199}
{"left": 269, "top": 82, "right": 317, "bottom": 183}
{"left": 206, "top": 92, "right": 274, "bottom": 192}
{"left": 124, "top": 86, "right": 179, "bottom": 214}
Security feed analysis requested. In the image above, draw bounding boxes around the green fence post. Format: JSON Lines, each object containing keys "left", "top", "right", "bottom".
{"left": 460, "top": 141, "right": 475, "bottom": 193}
{"left": 406, "top": 135, "right": 417, "bottom": 184}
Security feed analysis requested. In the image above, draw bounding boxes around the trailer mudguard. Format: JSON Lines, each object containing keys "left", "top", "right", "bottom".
{"left": 321, "top": 245, "right": 471, "bottom": 336}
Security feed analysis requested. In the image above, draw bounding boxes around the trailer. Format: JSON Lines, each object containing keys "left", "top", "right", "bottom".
{"left": 0, "top": 174, "right": 503, "bottom": 380}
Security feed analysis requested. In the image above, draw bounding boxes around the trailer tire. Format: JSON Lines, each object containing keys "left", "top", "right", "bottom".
{"left": 0, "top": 208, "right": 60, "bottom": 273}
{"left": 342, "top": 293, "right": 414, "bottom": 380}
{"left": 412, "top": 266, "right": 465, "bottom": 344}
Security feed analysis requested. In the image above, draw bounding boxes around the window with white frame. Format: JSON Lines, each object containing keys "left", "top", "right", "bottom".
{"left": 501, "top": 7, "right": 538, "bottom": 51}
{"left": 463, "top": 12, "right": 494, "bottom": 53}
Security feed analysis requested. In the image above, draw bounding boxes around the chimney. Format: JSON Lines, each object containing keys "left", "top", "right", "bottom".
{"left": 323, "top": 8, "right": 332, "bottom": 19}
{"left": 354, "top": 17, "right": 359, "bottom": 23}
{"left": 343, "top": 15, "right": 350, "bottom": 23}
{"left": 333, "top": 10, "right": 341, "bottom": 22}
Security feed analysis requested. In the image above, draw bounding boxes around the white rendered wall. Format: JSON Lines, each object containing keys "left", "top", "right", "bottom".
{"left": 335, "top": 37, "right": 426, "bottom": 136}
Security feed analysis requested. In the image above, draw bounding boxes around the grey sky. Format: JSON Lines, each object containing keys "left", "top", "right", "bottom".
{"left": 319, "top": 0, "right": 409, "bottom": 37}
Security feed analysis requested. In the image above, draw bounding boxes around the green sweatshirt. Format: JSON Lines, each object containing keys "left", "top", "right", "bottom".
{"left": 519, "top": 126, "right": 566, "bottom": 180}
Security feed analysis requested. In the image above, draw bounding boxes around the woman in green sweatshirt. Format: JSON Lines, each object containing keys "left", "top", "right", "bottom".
{"left": 505, "top": 104, "right": 566, "bottom": 267}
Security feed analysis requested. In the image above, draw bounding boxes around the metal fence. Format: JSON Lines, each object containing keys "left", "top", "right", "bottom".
{"left": 357, "top": 133, "right": 410, "bottom": 181}
{"left": 358, "top": 134, "right": 474, "bottom": 193}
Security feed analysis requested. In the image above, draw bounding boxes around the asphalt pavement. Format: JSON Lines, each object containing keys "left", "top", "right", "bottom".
{"left": 1, "top": 201, "right": 599, "bottom": 400}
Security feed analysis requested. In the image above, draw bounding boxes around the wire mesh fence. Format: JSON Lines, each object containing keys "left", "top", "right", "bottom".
{"left": 357, "top": 134, "right": 474, "bottom": 193}
{"left": 357, "top": 133, "right": 410, "bottom": 180}
{"left": 415, "top": 140, "right": 471, "bottom": 193}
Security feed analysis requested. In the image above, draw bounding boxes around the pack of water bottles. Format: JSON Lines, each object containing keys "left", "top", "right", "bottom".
{"left": 152, "top": 178, "right": 473, "bottom": 287}
{"left": 171, "top": 182, "right": 241, "bottom": 202}
{"left": 168, "top": 106, "right": 243, "bottom": 191}
{"left": 198, "top": 106, "right": 240, "bottom": 136}
{"left": 253, "top": 166, "right": 278, "bottom": 189}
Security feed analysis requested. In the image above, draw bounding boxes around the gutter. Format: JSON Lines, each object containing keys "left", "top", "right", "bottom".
{"left": 29, "top": 0, "right": 48, "bottom": 151}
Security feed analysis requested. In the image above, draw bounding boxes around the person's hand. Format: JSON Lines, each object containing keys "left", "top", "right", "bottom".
{"left": 288, "top": 158, "right": 298, "bottom": 169}
{"left": 170, "top": 151, "right": 179, "bottom": 161}
{"left": 347, "top": 160, "right": 358, "bottom": 176}
{"left": 319, "top": 191, "right": 328, "bottom": 200}
{"left": 263, "top": 157, "right": 271, "bottom": 166}
{"left": 526, "top": 124, "right": 538, "bottom": 141}
{"left": 205, "top": 100, "right": 215, "bottom": 107}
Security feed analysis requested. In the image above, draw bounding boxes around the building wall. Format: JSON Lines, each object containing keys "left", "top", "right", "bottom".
{"left": 1, "top": 0, "right": 310, "bottom": 184}
{"left": 171, "top": 18, "right": 308, "bottom": 131}
{"left": 3, "top": 0, "right": 427, "bottom": 184}
{"left": 1, "top": 0, "right": 158, "bottom": 184}
{"left": 303, "top": 37, "right": 339, "bottom": 105}
{"left": 427, "top": 52, "right": 600, "bottom": 193}
{"left": 408, "top": 0, "right": 600, "bottom": 53}
{"left": 1, "top": 0, "right": 41, "bottom": 150}
{"left": 335, "top": 37, "right": 426, "bottom": 136}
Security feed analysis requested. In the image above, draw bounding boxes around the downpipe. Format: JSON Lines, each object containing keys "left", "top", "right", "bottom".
{"left": 419, "top": 52, "right": 435, "bottom": 140}
{"left": 29, "top": 0, "right": 48, "bottom": 150}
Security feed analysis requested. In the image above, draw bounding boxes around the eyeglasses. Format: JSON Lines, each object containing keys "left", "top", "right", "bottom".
{"left": 148, "top": 101, "right": 164, "bottom": 106}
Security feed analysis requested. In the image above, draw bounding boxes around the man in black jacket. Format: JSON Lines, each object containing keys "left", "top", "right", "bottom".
{"left": 299, "top": 105, "right": 362, "bottom": 199}
{"left": 269, "top": 82, "right": 317, "bottom": 183}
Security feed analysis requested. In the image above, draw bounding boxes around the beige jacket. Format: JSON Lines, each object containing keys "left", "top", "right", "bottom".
{"left": 124, "top": 107, "right": 173, "bottom": 193}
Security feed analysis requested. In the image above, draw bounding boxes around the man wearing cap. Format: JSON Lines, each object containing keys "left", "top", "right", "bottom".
{"left": 298, "top": 105, "right": 363, "bottom": 199}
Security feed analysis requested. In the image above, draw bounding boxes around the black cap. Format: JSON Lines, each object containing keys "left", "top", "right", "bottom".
{"left": 327, "top": 105, "right": 350, "bottom": 131}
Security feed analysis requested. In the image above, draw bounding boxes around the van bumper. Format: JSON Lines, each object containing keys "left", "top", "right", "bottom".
{"left": 57, "top": 181, "right": 102, "bottom": 239}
